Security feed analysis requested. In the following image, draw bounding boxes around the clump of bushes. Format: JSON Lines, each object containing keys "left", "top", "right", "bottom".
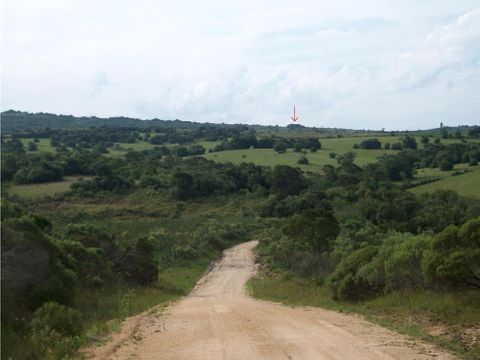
{"left": 328, "top": 218, "right": 480, "bottom": 301}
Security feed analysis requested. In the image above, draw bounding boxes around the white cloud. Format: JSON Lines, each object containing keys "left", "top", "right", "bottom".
{"left": 2, "top": 0, "right": 479, "bottom": 129}
{"left": 383, "top": 6, "right": 480, "bottom": 91}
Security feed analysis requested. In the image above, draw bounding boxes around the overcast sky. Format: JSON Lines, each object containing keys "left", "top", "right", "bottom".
{"left": 2, "top": 1, "right": 480, "bottom": 129}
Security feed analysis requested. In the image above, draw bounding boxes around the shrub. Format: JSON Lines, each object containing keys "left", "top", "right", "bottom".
{"left": 328, "top": 246, "right": 379, "bottom": 301}
{"left": 297, "top": 155, "right": 309, "bottom": 165}
{"left": 31, "top": 302, "right": 83, "bottom": 337}
{"left": 439, "top": 158, "right": 454, "bottom": 171}
{"left": 29, "top": 302, "right": 83, "bottom": 359}
{"left": 423, "top": 218, "right": 480, "bottom": 289}
{"left": 274, "top": 142, "right": 288, "bottom": 154}
{"left": 358, "top": 138, "right": 381, "bottom": 149}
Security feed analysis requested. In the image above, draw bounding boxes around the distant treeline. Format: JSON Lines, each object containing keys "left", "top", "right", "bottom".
{"left": 3, "top": 110, "right": 479, "bottom": 137}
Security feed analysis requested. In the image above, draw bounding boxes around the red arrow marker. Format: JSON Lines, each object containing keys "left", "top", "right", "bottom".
{"left": 291, "top": 106, "right": 299, "bottom": 122}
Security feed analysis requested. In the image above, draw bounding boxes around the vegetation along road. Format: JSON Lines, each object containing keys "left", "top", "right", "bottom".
{"left": 89, "top": 241, "right": 456, "bottom": 360}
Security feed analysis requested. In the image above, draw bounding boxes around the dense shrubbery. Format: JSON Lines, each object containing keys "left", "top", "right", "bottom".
{"left": 328, "top": 218, "right": 480, "bottom": 301}
{"left": 255, "top": 156, "right": 480, "bottom": 302}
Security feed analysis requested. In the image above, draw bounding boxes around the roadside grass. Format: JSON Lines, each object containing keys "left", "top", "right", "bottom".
{"left": 7, "top": 176, "right": 92, "bottom": 199}
{"left": 410, "top": 166, "right": 480, "bottom": 199}
{"left": 79, "top": 258, "right": 212, "bottom": 331}
{"left": 248, "top": 274, "right": 480, "bottom": 360}
{"left": 3, "top": 258, "right": 215, "bottom": 360}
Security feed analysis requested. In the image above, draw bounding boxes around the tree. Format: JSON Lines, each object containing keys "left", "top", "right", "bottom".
{"left": 171, "top": 170, "right": 195, "bottom": 199}
{"left": 28, "top": 141, "right": 38, "bottom": 151}
{"left": 284, "top": 209, "right": 339, "bottom": 253}
{"left": 439, "top": 158, "right": 454, "bottom": 171}
{"left": 401, "top": 135, "right": 417, "bottom": 150}
{"left": 271, "top": 165, "right": 304, "bottom": 197}
{"left": 468, "top": 127, "right": 480, "bottom": 137}
{"left": 273, "top": 142, "right": 288, "bottom": 154}
{"left": 358, "top": 138, "right": 381, "bottom": 149}
{"left": 440, "top": 127, "right": 448, "bottom": 139}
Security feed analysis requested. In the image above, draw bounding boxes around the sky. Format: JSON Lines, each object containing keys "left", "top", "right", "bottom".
{"left": 2, "top": 1, "right": 480, "bottom": 130}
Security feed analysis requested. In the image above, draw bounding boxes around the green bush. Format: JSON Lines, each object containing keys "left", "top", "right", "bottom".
{"left": 423, "top": 218, "right": 480, "bottom": 288}
{"left": 297, "top": 155, "right": 309, "bottom": 164}
{"left": 31, "top": 302, "right": 82, "bottom": 337}
{"left": 284, "top": 208, "right": 339, "bottom": 253}
{"left": 1, "top": 216, "right": 77, "bottom": 312}
{"left": 29, "top": 302, "right": 83, "bottom": 359}
{"left": 328, "top": 246, "right": 379, "bottom": 301}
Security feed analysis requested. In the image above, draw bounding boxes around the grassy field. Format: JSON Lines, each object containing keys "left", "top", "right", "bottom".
{"left": 249, "top": 274, "right": 480, "bottom": 360}
{"left": 20, "top": 138, "right": 55, "bottom": 152}
{"left": 415, "top": 163, "right": 471, "bottom": 179}
{"left": 7, "top": 176, "right": 91, "bottom": 199}
{"left": 411, "top": 167, "right": 480, "bottom": 199}
{"left": 201, "top": 136, "right": 404, "bottom": 171}
{"left": 200, "top": 137, "right": 480, "bottom": 174}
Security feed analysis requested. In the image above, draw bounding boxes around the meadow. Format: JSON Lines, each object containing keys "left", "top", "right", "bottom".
{"left": 20, "top": 138, "right": 55, "bottom": 152}
{"left": 411, "top": 167, "right": 480, "bottom": 199}
{"left": 201, "top": 136, "right": 480, "bottom": 170}
{"left": 7, "top": 176, "right": 92, "bottom": 199}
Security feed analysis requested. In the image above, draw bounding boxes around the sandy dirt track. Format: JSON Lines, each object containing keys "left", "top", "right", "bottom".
{"left": 89, "top": 241, "right": 457, "bottom": 360}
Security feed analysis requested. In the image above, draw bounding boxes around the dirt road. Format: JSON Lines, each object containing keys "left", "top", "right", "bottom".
{"left": 90, "top": 241, "right": 456, "bottom": 359}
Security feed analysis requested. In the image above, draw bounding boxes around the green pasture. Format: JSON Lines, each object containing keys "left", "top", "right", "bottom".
{"left": 8, "top": 176, "right": 91, "bottom": 199}
{"left": 20, "top": 138, "right": 55, "bottom": 153}
{"left": 411, "top": 167, "right": 480, "bottom": 199}
{"left": 200, "top": 136, "right": 403, "bottom": 171}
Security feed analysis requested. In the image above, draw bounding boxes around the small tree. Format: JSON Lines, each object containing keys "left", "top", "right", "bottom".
{"left": 274, "top": 142, "right": 288, "bottom": 154}
{"left": 439, "top": 159, "right": 454, "bottom": 171}
{"left": 28, "top": 141, "right": 38, "bottom": 151}
{"left": 297, "top": 155, "right": 309, "bottom": 165}
{"left": 401, "top": 135, "right": 417, "bottom": 150}
{"left": 420, "top": 136, "right": 430, "bottom": 145}
{"left": 284, "top": 209, "right": 339, "bottom": 253}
